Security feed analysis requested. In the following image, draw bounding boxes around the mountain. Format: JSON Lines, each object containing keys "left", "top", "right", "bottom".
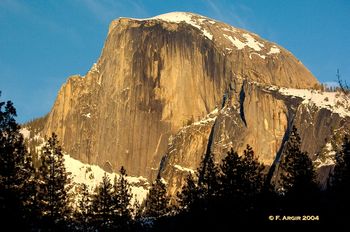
{"left": 28, "top": 12, "right": 349, "bottom": 195}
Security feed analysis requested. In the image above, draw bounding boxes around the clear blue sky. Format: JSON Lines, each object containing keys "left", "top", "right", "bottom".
{"left": 1, "top": 0, "right": 349, "bottom": 123}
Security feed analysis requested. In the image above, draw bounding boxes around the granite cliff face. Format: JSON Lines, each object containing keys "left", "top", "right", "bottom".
{"left": 160, "top": 82, "right": 350, "bottom": 194}
{"left": 38, "top": 12, "right": 349, "bottom": 191}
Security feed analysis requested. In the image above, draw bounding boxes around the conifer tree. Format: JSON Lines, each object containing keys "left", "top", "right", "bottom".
{"left": 197, "top": 152, "right": 219, "bottom": 201}
{"left": 21, "top": 151, "right": 41, "bottom": 228}
{"left": 177, "top": 173, "right": 198, "bottom": 212}
{"left": 328, "top": 135, "right": 350, "bottom": 222}
{"left": 240, "top": 145, "right": 265, "bottom": 198}
{"left": 133, "top": 198, "right": 143, "bottom": 221}
{"left": 219, "top": 146, "right": 265, "bottom": 221}
{"left": 330, "top": 135, "right": 350, "bottom": 192}
{"left": 278, "top": 126, "right": 319, "bottom": 213}
{"left": 113, "top": 166, "right": 132, "bottom": 230}
{"left": 219, "top": 149, "right": 241, "bottom": 198}
{"left": 91, "top": 173, "right": 115, "bottom": 230}
{"left": 144, "top": 173, "right": 169, "bottom": 218}
{"left": 0, "top": 95, "right": 37, "bottom": 230}
{"left": 38, "top": 133, "right": 71, "bottom": 229}
{"left": 77, "top": 183, "right": 92, "bottom": 230}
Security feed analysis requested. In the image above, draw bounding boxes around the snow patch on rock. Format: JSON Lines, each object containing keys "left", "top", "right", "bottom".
{"left": 242, "top": 33, "right": 264, "bottom": 51}
{"left": 151, "top": 12, "right": 213, "bottom": 40}
{"left": 314, "top": 142, "right": 336, "bottom": 168}
{"left": 267, "top": 45, "right": 280, "bottom": 55}
{"left": 275, "top": 87, "right": 350, "bottom": 118}
{"left": 82, "top": 113, "right": 91, "bottom": 118}
{"left": 20, "top": 128, "right": 30, "bottom": 139}
{"left": 249, "top": 52, "right": 266, "bottom": 60}
{"left": 173, "top": 164, "right": 195, "bottom": 173}
{"left": 223, "top": 33, "right": 264, "bottom": 52}
{"left": 223, "top": 34, "right": 245, "bottom": 50}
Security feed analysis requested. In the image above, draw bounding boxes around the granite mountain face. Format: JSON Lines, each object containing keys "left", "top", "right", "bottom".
{"left": 34, "top": 12, "right": 349, "bottom": 193}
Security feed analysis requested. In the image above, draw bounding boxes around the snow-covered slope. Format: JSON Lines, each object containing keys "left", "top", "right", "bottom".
{"left": 64, "top": 154, "right": 149, "bottom": 205}
{"left": 20, "top": 130, "right": 149, "bottom": 206}
{"left": 272, "top": 86, "right": 350, "bottom": 118}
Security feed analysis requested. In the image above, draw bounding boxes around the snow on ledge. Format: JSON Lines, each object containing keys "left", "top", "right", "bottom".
{"left": 249, "top": 52, "right": 266, "bottom": 60}
{"left": 275, "top": 87, "right": 350, "bottom": 118}
{"left": 192, "top": 108, "right": 219, "bottom": 126}
{"left": 173, "top": 164, "right": 195, "bottom": 173}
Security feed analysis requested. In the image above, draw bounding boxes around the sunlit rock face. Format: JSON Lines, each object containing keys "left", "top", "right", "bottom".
{"left": 41, "top": 12, "right": 348, "bottom": 192}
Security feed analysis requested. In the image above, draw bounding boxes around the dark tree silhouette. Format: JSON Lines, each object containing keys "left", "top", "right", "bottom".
{"left": 113, "top": 166, "right": 133, "bottom": 231}
{"left": 38, "top": 133, "right": 72, "bottom": 230}
{"left": 216, "top": 146, "right": 266, "bottom": 225}
{"left": 330, "top": 135, "right": 350, "bottom": 192}
{"left": 219, "top": 149, "right": 241, "bottom": 198}
{"left": 76, "top": 183, "right": 92, "bottom": 230}
{"left": 91, "top": 173, "right": 115, "bottom": 231}
{"left": 0, "top": 94, "right": 37, "bottom": 230}
{"left": 220, "top": 146, "right": 265, "bottom": 205}
{"left": 327, "top": 135, "right": 350, "bottom": 223}
{"left": 240, "top": 145, "right": 265, "bottom": 198}
{"left": 197, "top": 152, "right": 219, "bottom": 203}
{"left": 177, "top": 173, "right": 198, "bottom": 212}
{"left": 278, "top": 126, "right": 319, "bottom": 214}
{"left": 144, "top": 173, "right": 169, "bottom": 218}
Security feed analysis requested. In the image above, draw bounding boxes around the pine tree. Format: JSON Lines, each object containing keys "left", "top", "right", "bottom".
{"left": 219, "top": 149, "right": 242, "bottom": 198}
{"left": 113, "top": 166, "right": 132, "bottom": 231}
{"left": 91, "top": 173, "right": 115, "bottom": 231}
{"left": 328, "top": 135, "right": 350, "bottom": 222}
{"left": 77, "top": 183, "right": 92, "bottom": 230}
{"left": 218, "top": 146, "right": 265, "bottom": 223}
{"left": 197, "top": 152, "right": 219, "bottom": 201}
{"left": 0, "top": 95, "right": 37, "bottom": 230}
{"left": 177, "top": 173, "right": 198, "bottom": 212}
{"left": 133, "top": 198, "right": 143, "bottom": 221}
{"left": 330, "top": 135, "right": 350, "bottom": 193}
{"left": 240, "top": 145, "right": 265, "bottom": 198}
{"left": 38, "top": 133, "right": 71, "bottom": 229}
{"left": 144, "top": 173, "right": 169, "bottom": 218}
{"left": 278, "top": 126, "right": 319, "bottom": 213}
{"left": 21, "top": 151, "right": 41, "bottom": 229}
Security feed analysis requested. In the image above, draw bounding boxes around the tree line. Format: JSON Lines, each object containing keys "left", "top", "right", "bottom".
{"left": 1, "top": 94, "right": 350, "bottom": 231}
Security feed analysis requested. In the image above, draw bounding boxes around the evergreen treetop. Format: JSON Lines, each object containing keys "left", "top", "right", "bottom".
{"left": 144, "top": 173, "right": 169, "bottom": 218}
{"left": 279, "top": 126, "right": 318, "bottom": 195}
{"left": 91, "top": 172, "right": 115, "bottom": 229}
{"left": 38, "top": 133, "right": 72, "bottom": 227}
{"left": 197, "top": 152, "right": 219, "bottom": 199}
{"left": 330, "top": 135, "right": 350, "bottom": 194}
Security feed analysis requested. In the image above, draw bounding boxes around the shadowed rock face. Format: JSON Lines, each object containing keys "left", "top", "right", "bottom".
{"left": 41, "top": 12, "right": 322, "bottom": 182}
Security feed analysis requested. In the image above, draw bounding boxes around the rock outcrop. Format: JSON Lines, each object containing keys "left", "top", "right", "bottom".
{"left": 38, "top": 12, "right": 349, "bottom": 192}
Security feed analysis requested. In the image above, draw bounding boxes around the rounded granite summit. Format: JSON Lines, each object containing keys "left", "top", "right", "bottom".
{"left": 43, "top": 12, "right": 321, "bottom": 181}
{"left": 109, "top": 11, "right": 319, "bottom": 89}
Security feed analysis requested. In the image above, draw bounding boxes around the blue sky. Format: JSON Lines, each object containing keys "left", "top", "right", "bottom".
{"left": 0, "top": 0, "right": 349, "bottom": 123}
